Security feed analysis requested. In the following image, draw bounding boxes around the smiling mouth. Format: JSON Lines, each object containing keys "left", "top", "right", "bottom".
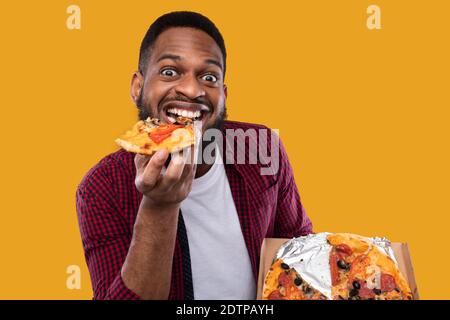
{"left": 163, "top": 102, "right": 210, "bottom": 123}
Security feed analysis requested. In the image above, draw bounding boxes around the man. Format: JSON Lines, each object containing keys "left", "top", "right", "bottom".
{"left": 76, "top": 11, "right": 312, "bottom": 300}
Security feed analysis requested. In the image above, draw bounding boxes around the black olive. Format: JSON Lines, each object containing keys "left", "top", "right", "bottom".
{"left": 281, "top": 262, "right": 290, "bottom": 270}
{"left": 304, "top": 286, "right": 311, "bottom": 294}
{"left": 352, "top": 281, "right": 361, "bottom": 289}
{"left": 349, "top": 288, "right": 359, "bottom": 297}
{"left": 395, "top": 288, "right": 400, "bottom": 293}
{"left": 294, "top": 277, "right": 303, "bottom": 286}
{"left": 373, "top": 289, "right": 382, "bottom": 295}
{"left": 337, "top": 260, "right": 348, "bottom": 270}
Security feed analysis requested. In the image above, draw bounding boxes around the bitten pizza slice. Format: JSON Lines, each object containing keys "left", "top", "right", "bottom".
{"left": 115, "top": 117, "right": 194, "bottom": 155}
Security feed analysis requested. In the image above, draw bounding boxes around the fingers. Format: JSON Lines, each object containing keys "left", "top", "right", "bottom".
{"left": 181, "top": 163, "right": 196, "bottom": 193}
{"left": 191, "top": 141, "right": 199, "bottom": 178}
{"left": 176, "top": 146, "right": 197, "bottom": 182}
{"left": 158, "top": 152, "right": 188, "bottom": 190}
{"left": 171, "top": 147, "right": 196, "bottom": 191}
{"left": 135, "top": 144, "right": 197, "bottom": 197}
{"left": 140, "top": 149, "right": 169, "bottom": 189}
{"left": 178, "top": 161, "right": 195, "bottom": 183}
{"left": 134, "top": 153, "right": 151, "bottom": 173}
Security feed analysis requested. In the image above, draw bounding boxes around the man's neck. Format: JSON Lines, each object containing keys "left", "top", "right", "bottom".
{"left": 195, "top": 163, "right": 213, "bottom": 179}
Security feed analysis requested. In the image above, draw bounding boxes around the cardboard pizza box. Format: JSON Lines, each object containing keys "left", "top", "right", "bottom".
{"left": 256, "top": 238, "right": 420, "bottom": 300}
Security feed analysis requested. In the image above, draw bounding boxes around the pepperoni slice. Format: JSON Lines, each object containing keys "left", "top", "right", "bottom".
{"left": 330, "top": 252, "right": 340, "bottom": 285}
{"left": 268, "top": 290, "right": 284, "bottom": 300}
{"left": 358, "top": 283, "right": 376, "bottom": 299}
{"left": 149, "top": 124, "right": 184, "bottom": 144}
{"left": 336, "top": 244, "right": 353, "bottom": 256}
{"left": 381, "top": 274, "right": 397, "bottom": 292}
{"left": 278, "top": 271, "right": 293, "bottom": 288}
{"left": 150, "top": 132, "right": 172, "bottom": 144}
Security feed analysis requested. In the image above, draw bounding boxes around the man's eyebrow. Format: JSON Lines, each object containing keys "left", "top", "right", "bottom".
{"left": 205, "top": 58, "right": 223, "bottom": 70}
{"left": 156, "top": 54, "right": 181, "bottom": 63}
{"left": 157, "top": 54, "right": 222, "bottom": 70}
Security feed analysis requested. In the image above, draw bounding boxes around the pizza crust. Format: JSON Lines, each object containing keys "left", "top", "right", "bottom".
{"left": 327, "top": 233, "right": 371, "bottom": 254}
{"left": 262, "top": 260, "right": 284, "bottom": 299}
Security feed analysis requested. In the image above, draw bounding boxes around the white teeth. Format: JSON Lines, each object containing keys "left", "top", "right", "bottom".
{"left": 167, "top": 115, "right": 176, "bottom": 123}
{"left": 166, "top": 108, "right": 203, "bottom": 119}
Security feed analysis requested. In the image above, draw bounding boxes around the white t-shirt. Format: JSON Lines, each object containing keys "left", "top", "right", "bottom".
{"left": 180, "top": 151, "right": 256, "bottom": 300}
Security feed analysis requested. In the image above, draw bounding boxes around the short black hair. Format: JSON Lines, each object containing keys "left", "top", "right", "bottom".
{"left": 138, "top": 11, "right": 227, "bottom": 77}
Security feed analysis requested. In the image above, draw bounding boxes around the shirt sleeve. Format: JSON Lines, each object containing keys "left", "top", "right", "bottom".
{"left": 273, "top": 133, "right": 313, "bottom": 237}
{"left": 76, "top": 164, "right": 141, "bottom": 300}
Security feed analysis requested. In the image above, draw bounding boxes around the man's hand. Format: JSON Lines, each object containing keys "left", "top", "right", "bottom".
{"left": 134, "top": 147, "right": 196, "bottom": 209}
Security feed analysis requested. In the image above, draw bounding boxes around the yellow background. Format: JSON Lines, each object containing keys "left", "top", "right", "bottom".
{"left": 0, "top": 0, "right": 448, "bottom": 299}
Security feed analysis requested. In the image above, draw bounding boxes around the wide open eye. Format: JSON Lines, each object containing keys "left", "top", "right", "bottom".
{"left": 201, "top": 74, "right": 218, "bottom": 83}
{"left": 160, "top": 68, "right": 179, "bottom": 77}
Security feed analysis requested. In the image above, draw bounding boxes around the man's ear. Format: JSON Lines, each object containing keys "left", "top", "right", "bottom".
{"left": 223, "top": 84, "right": 228, "bottom": 99}
{"left": 130, "top": 71, "right": 144, "bottom": 104}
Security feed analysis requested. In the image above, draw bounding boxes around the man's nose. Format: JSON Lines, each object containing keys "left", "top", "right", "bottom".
{"left": 174, "top": 73, "right": 205, "bottom": 100}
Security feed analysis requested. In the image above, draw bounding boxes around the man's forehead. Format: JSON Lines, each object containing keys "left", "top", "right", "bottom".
{"left": 151, "top": 27, "right": 223, "bottom": 65}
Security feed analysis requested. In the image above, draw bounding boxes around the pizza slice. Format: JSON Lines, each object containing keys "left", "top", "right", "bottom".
{"left": 115, "top": 117, "right": 195, "bottom": 155}
{"left": 327, "top": 233, "right": 413, "bottom": 300}
{"left": 262, "top": 259, "right": 327, "bottom": 300}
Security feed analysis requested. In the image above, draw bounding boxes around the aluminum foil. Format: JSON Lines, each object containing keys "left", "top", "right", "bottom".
{"left": 370, "top": 237, "right": 398, "bottom": 265}
{"left": 275, "top": 233, "right": 399, "bottom": 300}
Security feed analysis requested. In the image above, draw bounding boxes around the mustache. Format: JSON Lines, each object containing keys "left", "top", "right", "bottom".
{"left": 158, "top": 94, "right": 212, "bottom": 111}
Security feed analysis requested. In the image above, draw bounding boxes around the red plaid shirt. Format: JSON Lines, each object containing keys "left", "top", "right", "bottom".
{"left": 76, "top": 120, "right": 312, "bottom": 300}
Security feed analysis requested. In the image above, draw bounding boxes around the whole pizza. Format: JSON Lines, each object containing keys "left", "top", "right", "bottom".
{"left": 262, "top": 233, "right": 413, "bottom": 300}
